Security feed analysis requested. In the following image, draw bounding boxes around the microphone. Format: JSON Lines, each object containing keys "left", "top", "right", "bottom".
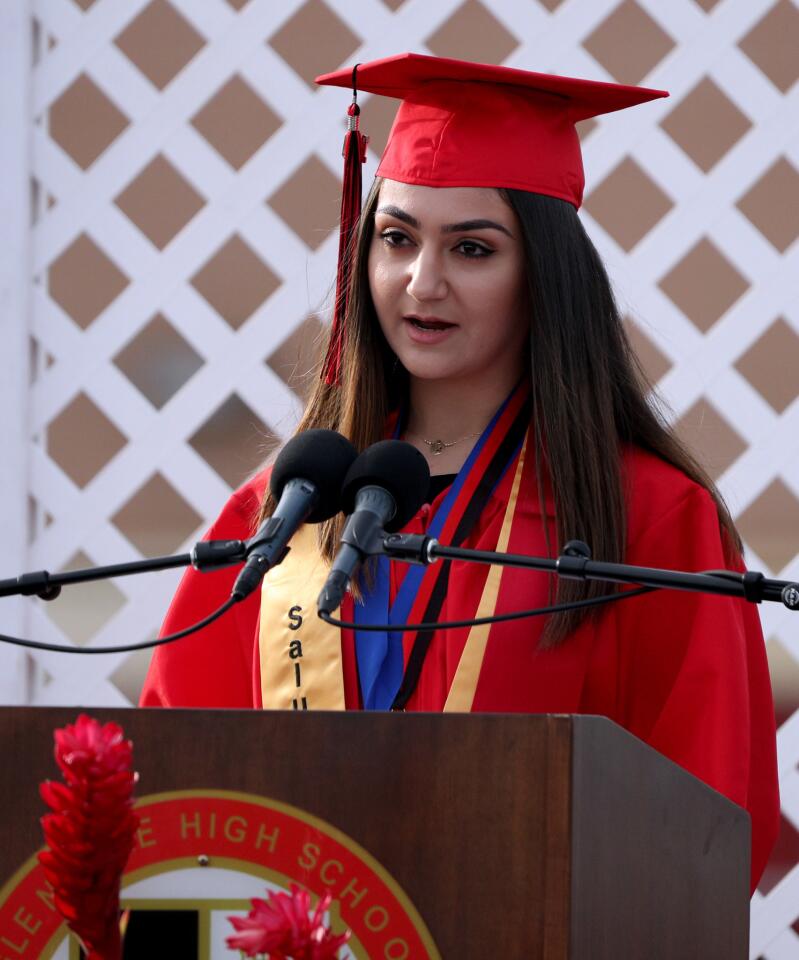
{"left": 231, "top": 429, "right": 357, "bottom": 601}
{"left": 317, "top": 440, "right": 430, "bottom": 615}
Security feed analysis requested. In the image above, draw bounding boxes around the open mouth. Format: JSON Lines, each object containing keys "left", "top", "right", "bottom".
{"left": 406, "top": 316, "right": 455, "bottom": 331}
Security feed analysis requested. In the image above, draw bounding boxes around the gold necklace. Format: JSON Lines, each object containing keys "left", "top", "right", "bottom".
{"left": 408, "top": 431, "right": 482, "bottom": 456}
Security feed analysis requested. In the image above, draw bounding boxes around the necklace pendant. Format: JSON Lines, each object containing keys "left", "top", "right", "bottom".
{"left": 429, "top": 439, "right": 445, "bottom": 455}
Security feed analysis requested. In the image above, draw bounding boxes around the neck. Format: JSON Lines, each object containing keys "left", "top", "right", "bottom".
{"left": 404, "top": 374, "right": 518, "bottom": 474}
{"left": 407, "top": 378, "right": 508, "bottom": 438}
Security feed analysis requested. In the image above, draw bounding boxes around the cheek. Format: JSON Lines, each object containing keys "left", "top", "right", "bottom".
{"left": 470, "top": 260, "right": 525, "bottom": 317}
{"left": 473, "top": 261, "right": 528, "bottom": 348}
{"left": 367, "top": 250, "right": 395, "bottom": 313}
{"left": 367, "top": 250, "right": 399, "bottom": 345}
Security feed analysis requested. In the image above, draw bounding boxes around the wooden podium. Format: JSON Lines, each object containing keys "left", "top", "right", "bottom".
{"left": 0, "top": 708, "right": 749, "bottom": 958}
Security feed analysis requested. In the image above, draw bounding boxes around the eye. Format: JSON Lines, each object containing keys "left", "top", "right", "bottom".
{"left": 455, "top": 239, "right": 493, "bottom": 259}
{"left": 379, "top": 229, "right": 411, "bottom": 248}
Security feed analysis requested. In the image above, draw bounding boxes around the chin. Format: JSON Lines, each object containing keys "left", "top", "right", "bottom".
{"left": 400, "top": 357, "right": 466, "bottom": 382}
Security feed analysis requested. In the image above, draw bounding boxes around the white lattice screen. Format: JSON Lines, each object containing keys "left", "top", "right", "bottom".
{"left": 1, "top": 0, "right": 798, "bottom": 953}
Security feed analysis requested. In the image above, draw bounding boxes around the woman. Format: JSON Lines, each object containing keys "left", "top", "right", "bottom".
{"left": 141, "top": 54, "right": 779, "bottom": 889}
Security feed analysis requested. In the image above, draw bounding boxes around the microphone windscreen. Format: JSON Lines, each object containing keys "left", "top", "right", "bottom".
{"left": 270, "top": 429, "right": 358, "bottom": 522}
{"left": 341, "top": 440, "right": 430, "bottom": 531}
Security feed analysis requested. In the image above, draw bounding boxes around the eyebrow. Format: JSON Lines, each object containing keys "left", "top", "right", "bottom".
{"left": 376, "top": 204, "right": 514, "bottom": 239}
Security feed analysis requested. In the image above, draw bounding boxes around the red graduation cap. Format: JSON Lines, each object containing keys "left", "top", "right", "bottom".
{"left": 315, "top": 53, "right": 668, "bottom": 382}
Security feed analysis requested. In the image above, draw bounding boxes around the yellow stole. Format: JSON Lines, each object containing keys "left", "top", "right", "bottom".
{"left": 259, "top": 523, "right": 345, "bottom": 709}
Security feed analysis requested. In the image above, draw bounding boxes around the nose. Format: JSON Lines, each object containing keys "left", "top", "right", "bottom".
{"left": 406, "top": 246, "right": 447, "bottom": 302}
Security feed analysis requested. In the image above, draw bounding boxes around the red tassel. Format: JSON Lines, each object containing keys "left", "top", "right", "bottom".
{"left": 322, "top": 97, "right": 368, "bottom": 386}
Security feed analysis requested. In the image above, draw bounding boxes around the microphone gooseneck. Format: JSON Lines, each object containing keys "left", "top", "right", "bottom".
{"left": 231, "top": 429, "right": 357, "bottom": 601}
{"left": 317, "top": 440, "right": 430, "bottom": 615}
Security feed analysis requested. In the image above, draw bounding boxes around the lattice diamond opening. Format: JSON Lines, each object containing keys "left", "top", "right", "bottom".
{"left": 46, "top": 393, "right": 128, "bottom": 489}
{"left": 582, "top": 0, "right": 675, "bottom": 85}
{"left": 114, "top": 0, "right": 206, "bottom": 91}
{"left": 48, "top": 74, "right": 130, "bottom": 171}
{"left": 190, "top": 235, "right": 280, "bottom": 329}
{"left": 29, "top": 178, "right": 58, "bottom": 219}
{"left": 113, "top": 313, "right": 204, "bottom": 409}
{"left": 109, "top": 649, "right": 155, "bottom": 705}
{"left": 29, "top": 337, "right": 51, "bottom": 383}
{"left": 41, "top": 550, "right": 127, "bottom": 648}
{"left": 759, "top": 813, "right": 799, "bottom": 895}
{"left": 48, "top": 234, "right": 130, "bottom": 330}
{"left": 111, "top": 473, "right": 203, "bottom": 556}
{"left": 267, "top": 0, "right": 362, "bottom": 89}
{"left": 738, "top": 479, "right": 799, "bottom": 572}
{"left": 191, "top": 75, "right": 282, "bottom": 170}
{"left": 114, "top": 154, "right": 206, "bottom": 250}
{"left": 29, "top": 492, "right": 54, "bottom": 536}
{"left": 738, "top": 0, "right": 799, "bottom": 94}
{"left": 737, "top": 157, "right": 799, "bottom": 253}
{"left": 585, "top": 157, "right": 674, "bottom": 251}
{"left": 735, "top": 318, "right": 799, "bottom": 414}
{"left": 425, "top": 0, "right": 520, "bottom": 63}
{"left": 267, "top": 156, "right": 341, "bottom": 251}
{"left": 189, "top": 394, "right": 278, "bottom": 489}
{"left": 658, "top": 238, "right": 749, "bottom": 333}
{"left": 674, "top": 397, "right": 747, "bottom": 481}
{"left": 267, "top": 315, "right": 326, "bottom": 399}
{"left": 768, "top": 637, "right": 799, "bottom": 728}
{"left": 624, "top": 317, "right": 673, "bottom": 385}
{"left": 660, "top": 78, "right": 752, "bottom": 173}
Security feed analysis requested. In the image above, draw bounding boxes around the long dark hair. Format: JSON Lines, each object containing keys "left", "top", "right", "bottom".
{"left": 260, "top": 179, "right": 741, "bottom": 643}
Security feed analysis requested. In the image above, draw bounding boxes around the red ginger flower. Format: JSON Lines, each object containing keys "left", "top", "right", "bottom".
{"left": 227, "top": 884, "right": 351, "bottom": 959}
{"left": 39, "top": 714, "right": 139, "bottom": 960}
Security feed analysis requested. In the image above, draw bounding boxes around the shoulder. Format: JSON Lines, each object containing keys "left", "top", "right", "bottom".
{"left": 208, "top": 469, "right": 271, "bottom": 540}
{"left": 620, "top": 445, "right": 718, "bottom": 549}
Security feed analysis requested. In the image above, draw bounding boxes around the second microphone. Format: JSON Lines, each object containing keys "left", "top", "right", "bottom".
{"left": 317, "top": 440, "right": 430, "bottom": 616}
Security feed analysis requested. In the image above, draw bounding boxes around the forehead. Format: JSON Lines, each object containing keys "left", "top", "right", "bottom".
{"left": 375, "top": 179, "right": 513, "bottom": 224}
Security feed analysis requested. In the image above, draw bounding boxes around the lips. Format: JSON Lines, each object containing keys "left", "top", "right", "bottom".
{"left": 405, "top": 315, "right": 455, "bottom": 331}
{"left": 402, "top": 314, "right": 457, "bottom": 345}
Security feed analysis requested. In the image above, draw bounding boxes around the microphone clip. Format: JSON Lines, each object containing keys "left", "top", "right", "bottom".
{"left": 245, "top": 516, "right": 289, "bottom": 567}
{"left": 555, "top": 540, "right": 592, "bottom": 581}
{"left": 339, "top": 509, "right": 389, "bottom": 558}
{"left": 381, "top": 533, "right": 439, "bottom": 565}
{"left": 191, "top": 539, "right": 248, "bottom": 571}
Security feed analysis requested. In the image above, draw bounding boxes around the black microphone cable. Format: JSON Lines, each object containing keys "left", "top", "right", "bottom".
{"left": 0, "top": 584, "right": 655, "bottom": 655}
{"left": 318, "top": 585, "right": 654, "bottom": 632}
{"left": 0, "top": 595, "right": 240, "bottom": 654}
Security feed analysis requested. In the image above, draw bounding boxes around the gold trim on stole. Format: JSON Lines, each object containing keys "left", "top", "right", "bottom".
{"left": 443, "top": 434, "right": 527, "bottom": 712}
{"left": 259, "top": 523, "right": 345, "bottom": 709}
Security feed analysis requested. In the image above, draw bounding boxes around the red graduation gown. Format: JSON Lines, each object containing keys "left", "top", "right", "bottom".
{"left": 141, "top": 445, "right": 779, "bottom": 891}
